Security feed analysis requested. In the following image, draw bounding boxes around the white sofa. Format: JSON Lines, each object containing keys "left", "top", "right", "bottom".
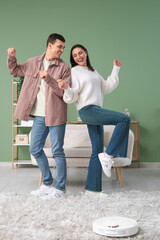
{"left": 30, "top": 124, "right": 134, "bottom": 188}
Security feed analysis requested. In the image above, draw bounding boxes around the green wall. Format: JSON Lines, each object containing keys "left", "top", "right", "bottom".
{"left": 0, "top": 0, "right": 159, "bottom": 162}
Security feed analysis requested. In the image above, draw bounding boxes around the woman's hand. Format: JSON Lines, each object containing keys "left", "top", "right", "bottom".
{"left": 113, "top": 59, "right": 121, "bottom": 67}
{"left": 57, "top": 79, "right": 68, "bottom": 90}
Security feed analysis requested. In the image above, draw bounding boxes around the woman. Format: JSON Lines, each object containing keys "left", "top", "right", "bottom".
{"left": 58, "top": 44, "right": 130, "bottom": 195}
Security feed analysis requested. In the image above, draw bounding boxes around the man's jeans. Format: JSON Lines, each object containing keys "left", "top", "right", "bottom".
{"left": 30, "top": 116, "right": 66, "bottom": 191}
{"left": 79, "top": 105, "right": 130, "bottom": 192}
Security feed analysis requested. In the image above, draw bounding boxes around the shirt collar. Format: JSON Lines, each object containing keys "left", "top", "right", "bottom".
{"left": 38, "top": 52, "right": 59, "bottom": 66}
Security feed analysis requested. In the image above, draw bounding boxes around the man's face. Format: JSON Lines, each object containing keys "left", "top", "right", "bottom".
{"left": 48, "top": 39, "right": 65, "bottom": 59}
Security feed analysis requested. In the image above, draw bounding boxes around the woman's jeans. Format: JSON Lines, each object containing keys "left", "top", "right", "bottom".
{"left": 79, "top": 105, "right": 130, "bottom": 192}
{"left": 30, "top": 116, "right": 66, "bottom": 191}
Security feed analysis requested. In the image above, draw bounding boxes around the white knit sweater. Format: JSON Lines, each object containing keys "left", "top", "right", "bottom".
{"left": 63, "top": 65, "right": 120, "bottom": 110}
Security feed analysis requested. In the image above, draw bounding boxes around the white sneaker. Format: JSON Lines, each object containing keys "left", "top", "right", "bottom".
{"left": 42, "top": 188, "right": 65, "bottom": 199}
{"left": 85, "top": 190, "right": 108, "bottom": 198}
{"left": 98, "top": 152, "right": 114, "bottom": 178}
{"left": 30, "top": 184, "right": 55, "bottom": 196}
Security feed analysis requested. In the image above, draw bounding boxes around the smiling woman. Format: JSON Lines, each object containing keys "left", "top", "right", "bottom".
{"left": 57, "top": 44, "right": 130, "bottom": 196}
{"left": 70, "top": 44, "right": 94, "bottom": 71}
{"left": 72, "top": 48, "right": 87, "bottom": 66}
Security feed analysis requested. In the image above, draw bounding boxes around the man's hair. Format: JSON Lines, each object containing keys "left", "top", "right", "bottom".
{"left": 46, "top": 33, "right": 65, "bottom": 47}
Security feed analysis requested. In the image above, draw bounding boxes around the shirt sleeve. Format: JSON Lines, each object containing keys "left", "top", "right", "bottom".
{"left": 7, "top": 55, "right": 28, "bottom": 77}
{"left": 45, "top": 65, "right": 71, "bottom": 98}
{"left": 100, "top": 65, "right": 120, "bottom": 95}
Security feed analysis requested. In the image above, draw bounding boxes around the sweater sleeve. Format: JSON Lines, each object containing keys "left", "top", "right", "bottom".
{"left": 101, "top": 65, "right": 120, "bottom": 94}
{"left": 63, "top": 69, "right": 80, "bottom": 103}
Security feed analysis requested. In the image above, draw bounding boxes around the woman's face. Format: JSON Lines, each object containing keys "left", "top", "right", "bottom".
{"left": 72, "top": 47, "right": 87, "bottom": 66}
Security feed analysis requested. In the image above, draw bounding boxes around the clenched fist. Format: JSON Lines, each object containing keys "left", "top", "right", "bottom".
{"left": 39, "top": 70, "right": 48, "bottom": 79}
{"left": 7, "top": 48, "right": 16, "bottom": 57}
{"left": 113, "top": 59, "right": 121, "bottom": 67}
{"left": 57, "top": 79, "right": 68, "bottom": 90}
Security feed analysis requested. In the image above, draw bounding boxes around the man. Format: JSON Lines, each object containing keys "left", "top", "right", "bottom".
{"left": 7, "top": 33, "right": 71, "bottom": 199}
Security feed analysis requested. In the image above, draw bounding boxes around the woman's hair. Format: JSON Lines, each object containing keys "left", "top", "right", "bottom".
{"left": 70, "top": 44, "right": 94, "bottom": 71}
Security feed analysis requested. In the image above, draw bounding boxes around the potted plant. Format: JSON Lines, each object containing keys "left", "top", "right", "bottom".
{"left": 15, "top": 76, "right": 24, "bottom": 98}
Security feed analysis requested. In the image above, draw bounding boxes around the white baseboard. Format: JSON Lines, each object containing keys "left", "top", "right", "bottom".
{"left": 130, "top": 161, "right": 160, "bottom": 168}
{"left": 0, "top": 162, "right": 12, "bottom": 167}
{"left": 139, "top": 162, "right": 160, "bottom": 168}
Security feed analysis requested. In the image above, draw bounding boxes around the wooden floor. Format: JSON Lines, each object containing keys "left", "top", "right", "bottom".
{"left": 0, "top": 163, "right": 160, "bottom": 194}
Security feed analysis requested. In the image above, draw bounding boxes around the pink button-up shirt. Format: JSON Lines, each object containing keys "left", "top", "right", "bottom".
{"left": 8, "top": 53, "right": 71, "bottom": 126}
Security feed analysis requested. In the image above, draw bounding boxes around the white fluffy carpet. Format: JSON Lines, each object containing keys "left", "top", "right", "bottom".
{"left": 0, "top": 190, "right": 160, "bottom": 240}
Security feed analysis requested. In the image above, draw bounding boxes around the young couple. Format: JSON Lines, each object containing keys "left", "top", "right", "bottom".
{"left": 7, "top": 33, "right": 130, "bottom": 199}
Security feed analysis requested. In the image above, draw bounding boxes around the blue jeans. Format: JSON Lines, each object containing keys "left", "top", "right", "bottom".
{"left": 30, "top": 116, "right": 66, "bottom": 191}
{"left": 79, "top": 105, "right": 130, "bottom": 192}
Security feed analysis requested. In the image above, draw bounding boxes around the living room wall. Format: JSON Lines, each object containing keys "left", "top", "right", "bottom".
{"left": 0, "top": 0, "right": 159, "bottom": 163}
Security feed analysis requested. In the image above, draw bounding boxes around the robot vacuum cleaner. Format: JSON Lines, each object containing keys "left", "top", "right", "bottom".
{"left": 93, "top": 216, "right": 138, "bottom": 237}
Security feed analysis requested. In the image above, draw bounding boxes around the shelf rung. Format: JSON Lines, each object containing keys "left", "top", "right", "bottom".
{"left": 13, "top": 144, "right": 30, "bottom": 146}
{"left": 13, "top": 160, "right": 32, "bottom": 165}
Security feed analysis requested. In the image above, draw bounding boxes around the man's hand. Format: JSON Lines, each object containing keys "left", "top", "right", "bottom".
{"left": 7, "top": 48, "right": 16, "bottom": 57}
{"left": 39, "top": 70, "right": 48, "bottom": 79}
{"left": 113, "top": 59, "right": 121, "bottom": 67}
{"left": 57, "top": 79, "right": 68, "bottom": 90}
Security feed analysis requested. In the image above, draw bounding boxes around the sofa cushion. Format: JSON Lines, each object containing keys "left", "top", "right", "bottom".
{"left": 65, "top": 147, "right": 92, "bottom": 157}
{"left": 42, "top": 128, "right": 91, "bottom": 149}
{"left": 64, "top": 130, "right": 91, "bottom": 148}
{"left": 44, "top": 147, "right": 92, "bottom": 158}
{"left": 113, "top": 157, "right": 131, "bottom": 167}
